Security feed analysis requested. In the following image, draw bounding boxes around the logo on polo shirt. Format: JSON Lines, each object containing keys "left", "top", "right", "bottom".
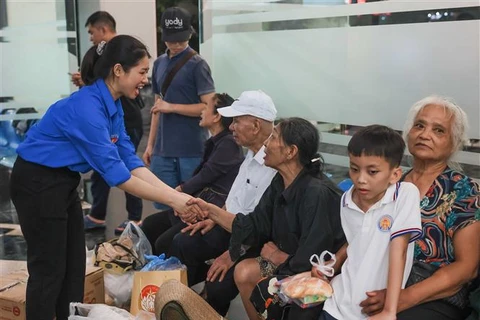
{"left": 111, "top": 134, "right": 119, "bottom": 144}
{"left": 378, "top": 214, "right": 393, "bottom": 232}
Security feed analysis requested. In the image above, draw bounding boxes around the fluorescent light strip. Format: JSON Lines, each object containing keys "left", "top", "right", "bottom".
{"left": 212, "top": 2, "right": 479, "bottom": 26}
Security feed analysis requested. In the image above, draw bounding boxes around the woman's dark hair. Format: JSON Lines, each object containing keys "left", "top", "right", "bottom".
{"left": 277, "top": 117, "right": 324, "bottom": 176}
{"left": 213, "top": 93, "right": 235, "bottom": 130}
{"left": 80, "top": 45, "right": 99, "bottom": 86}
{"left": 81, "top": 35, "right": 151, "bottom": 84}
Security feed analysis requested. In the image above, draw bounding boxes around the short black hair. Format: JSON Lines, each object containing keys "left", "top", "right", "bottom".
{"left": 85, "top": 11, "right": 116, "bottom": 32}
{"left": 214, "top": 93, "right": 235, "bottom": 130}
{"left": 347, "top": 125, "right": 405, "bottom": 167}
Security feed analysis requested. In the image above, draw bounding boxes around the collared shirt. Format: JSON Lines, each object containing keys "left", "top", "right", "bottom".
{"left": 16, "top": 79, "right": 144, "bottom": 187}
{"left": 225, "top": 146, "right": 277, "bottom": 215}
{"left": 324, "top": 182, "right": 422, "bottom": 320}
{"left": 407, "top": 167, "right": 480, "bottom": 267}
{"left": 229, "top": 170, "right": 346, "bottom": 275}
{"left": 181, "top": 129, "right": 244, "bottom": 197}
{"left": 151, "top": 46, "right": 215, "bottom": 157}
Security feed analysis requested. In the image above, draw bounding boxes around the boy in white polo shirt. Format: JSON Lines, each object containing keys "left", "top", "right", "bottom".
{"left": 318, "top": 125, "right": 422, "bottom": 320}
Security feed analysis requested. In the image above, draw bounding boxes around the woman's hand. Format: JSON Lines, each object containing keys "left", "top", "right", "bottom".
{"left": 142, "top": 145, "right": 153, "bottom": 167}
{"left": 186, "top": 197, "right": 211, "bottom": 220}
{"left": 207, "top": 250, "right": 235, "bottom": 282}
{"left": 261, "top": 241, "right": 288, "bottom": 266}
{"left": 171, "top": 193, "right": 204, "bottom": 224}
{"left": 311, "top": 266, "right": 330, "bottom": 282}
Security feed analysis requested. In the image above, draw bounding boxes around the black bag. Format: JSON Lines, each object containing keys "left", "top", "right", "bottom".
{"left": 406, "top": 261, "right": 471, "bottom": 310}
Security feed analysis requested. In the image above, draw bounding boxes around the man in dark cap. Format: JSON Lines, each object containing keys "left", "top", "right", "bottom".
{"left": 143, "top": 7, "right": 215, "bottom": 224}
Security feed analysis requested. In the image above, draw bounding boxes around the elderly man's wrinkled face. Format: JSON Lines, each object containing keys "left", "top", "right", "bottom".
{"left": 229, "top": 115, "right": 258, "bottom": 148}
{"left": 407, "top": 104, "right": 454, "bottom": 163}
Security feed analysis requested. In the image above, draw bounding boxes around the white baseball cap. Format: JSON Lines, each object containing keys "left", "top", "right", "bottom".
{"left": 217, "top": 90, "right": 277, "bottom": 122}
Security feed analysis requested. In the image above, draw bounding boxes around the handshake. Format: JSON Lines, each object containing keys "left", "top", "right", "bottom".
{"left": 173, "top": 196, "right": 211, "bottom": 225}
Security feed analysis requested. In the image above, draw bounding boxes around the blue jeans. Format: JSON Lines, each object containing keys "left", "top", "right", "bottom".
{"left": 150, "top": 155, "right": 201, "bottom": 210}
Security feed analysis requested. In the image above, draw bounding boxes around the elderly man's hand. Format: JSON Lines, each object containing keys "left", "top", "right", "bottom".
{"left": 171, "top": 193, "right": 204, "bottom": 224}
{"left": 181, "top": 219, "right": 215, "bottom": 236}
{"left": 186, "top": 197, "right": 211, "bottom": 220}
{"left": 207, "top": 250, "right": 235, "bottom": 282}
{"left": 151, "top": 99, "right": 175, "bottom": 114}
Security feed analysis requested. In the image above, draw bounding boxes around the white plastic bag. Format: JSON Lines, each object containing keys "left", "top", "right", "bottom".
{"left": 68, "top": 303, "right": 156, "bottom": 320}
{"left": 103, "top": 271, "right": 134, "bottom": 308}
{"left": 309, "top": 250, "right": 336, "bottom": 278}
{"left": 68, "top": 303, "right": 134, "bottom": 319}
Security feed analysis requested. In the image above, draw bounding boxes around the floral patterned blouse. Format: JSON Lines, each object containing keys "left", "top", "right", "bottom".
{"left": 407, "top": 167, "right": 480, "bottom": 267}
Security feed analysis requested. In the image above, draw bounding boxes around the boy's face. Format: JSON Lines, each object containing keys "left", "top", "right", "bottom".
{"left": 348, "top": 154, "right": 402, "bottom": 211}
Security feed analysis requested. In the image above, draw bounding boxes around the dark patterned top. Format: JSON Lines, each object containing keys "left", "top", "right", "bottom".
{"left": 411, "top": 167, "right": 480, "bottom": 267}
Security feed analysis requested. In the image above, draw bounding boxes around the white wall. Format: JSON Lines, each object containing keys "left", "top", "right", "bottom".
{"left": 78, "top": 0, "right": 157, "bottom": 72}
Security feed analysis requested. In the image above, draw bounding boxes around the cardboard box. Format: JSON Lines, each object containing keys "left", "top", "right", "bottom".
{"left": 83, "top": 266, "right": 105, "bottom": 305}
{"left": 0, "top": 260, "right": 104, "bottom": 320}
{"left": 130, "top": 269, "right": 187, "bottom": 315}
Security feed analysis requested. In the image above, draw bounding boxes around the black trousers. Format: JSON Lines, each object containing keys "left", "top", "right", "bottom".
{"left": 397, "top": 300, "right": 469, "bottom": 320}
{"left": 141, "top": 210, "right": 186, "bottom": 255}
{"left": 142, "top": 187, "right": 228, "bottom": 256}
{"left": 203, "top": 248, "right": 260, "bottom": 316}
{"left": 169, "top": 225, "right": 231, "bottom": 288}
{"left": 89, "top": 127, "right": 143, "bottom": 221}
{"left": 10, "top": 157, "right": 85, "bottom": 320}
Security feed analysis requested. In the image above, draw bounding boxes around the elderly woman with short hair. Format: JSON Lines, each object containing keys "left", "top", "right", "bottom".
{"left": 361, "top": 95, "right": 480, "bottom": 320}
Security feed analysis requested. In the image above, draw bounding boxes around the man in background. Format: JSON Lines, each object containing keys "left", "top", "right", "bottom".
{"left": 72, "top": 11, "right": 145, "bottom": 235}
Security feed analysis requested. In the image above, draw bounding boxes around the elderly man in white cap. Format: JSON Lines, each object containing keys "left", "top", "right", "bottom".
{"left": 169, "top": 90, "right": 278, "bottom": 316}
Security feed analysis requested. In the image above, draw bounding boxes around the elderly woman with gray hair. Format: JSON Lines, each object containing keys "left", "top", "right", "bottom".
{"left": 360, "top": 96, "right": 479, "bottom": 320}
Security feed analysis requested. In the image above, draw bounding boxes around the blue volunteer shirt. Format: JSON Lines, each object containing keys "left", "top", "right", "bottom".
{"left": 16, "top": 79, "right": 144, "bottom": 187}
{"left": 151, "top": 46, "right": 215, "bottom": 157}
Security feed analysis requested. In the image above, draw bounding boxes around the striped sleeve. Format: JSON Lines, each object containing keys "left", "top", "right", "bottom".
{"left": 390, "top": 182, "right": 422, "bottom": 242}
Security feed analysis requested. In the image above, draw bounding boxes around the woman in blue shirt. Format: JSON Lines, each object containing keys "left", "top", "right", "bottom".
{"left": 9, "top": 35, "right": 199, "bottom": 320}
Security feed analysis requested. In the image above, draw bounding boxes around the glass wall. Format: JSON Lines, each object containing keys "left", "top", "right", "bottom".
{"left": 201, "top": 0, "right": 480, "bottom": 181}
{"left": 0, "top": 0, "right": 78, "bottom": 218}
{"left": 0, "top": 0, "right": 78, "bottom": 166}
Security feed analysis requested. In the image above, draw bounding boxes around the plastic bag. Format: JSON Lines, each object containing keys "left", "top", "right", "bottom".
{"left": 103, "top": 271, "right": 134, "bottom": 308}
{"left": 309, "top": 250, "right": 336, "bottom": 278}
{"left": 86, "top": 246, "right": 95, "bottom": 266}
{"left": 68, "top": 302, "right": 134, "bottom": 319}
{"left": 118, "top": 222, "right": 152, "bottom": 267}
{"left": 278, "top": 272, "right": 333, "bottom": 309}
{"left": 94, "top": 223, "right": 152, "bottom": 274}
{"left": 141, "top": 254, "right": 186, "bottom": 271}
{"left": 68, "top": 303, "right": 155, "bottom": 320}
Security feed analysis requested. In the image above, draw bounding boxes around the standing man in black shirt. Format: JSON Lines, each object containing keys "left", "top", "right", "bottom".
{"left": 71, "top": 11, "right": 144, "bottom": 234}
